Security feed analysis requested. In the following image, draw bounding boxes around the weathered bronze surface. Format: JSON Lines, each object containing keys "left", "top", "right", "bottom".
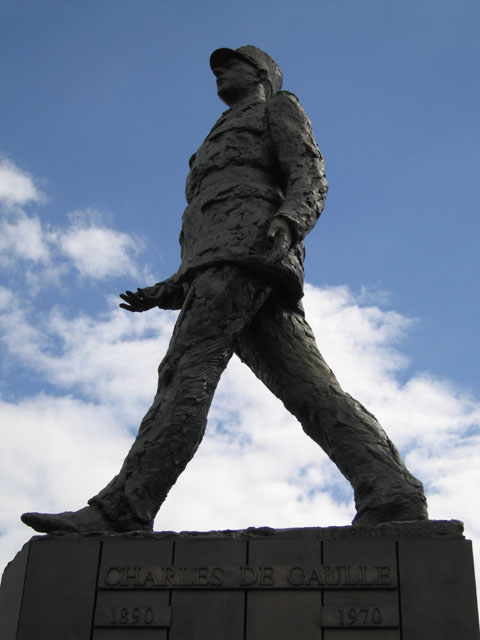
{"left": 21, "top": 45, "right": 428, "bottom": 535}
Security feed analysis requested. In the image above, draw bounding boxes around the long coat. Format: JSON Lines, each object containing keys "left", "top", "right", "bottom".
{"left": 177, "top": 91, "right": 329, "bottom": 302}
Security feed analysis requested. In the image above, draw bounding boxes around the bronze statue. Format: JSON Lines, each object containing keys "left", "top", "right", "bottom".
{"left": 22, "top": 46, "right": 428, "bottom": 534}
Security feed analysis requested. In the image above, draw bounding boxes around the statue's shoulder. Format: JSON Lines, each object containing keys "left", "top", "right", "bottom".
{"left": 268, "top": 90, "right": 301, "bottom": 106}
{"left": 266, "top": 91, "right": 309, "bottom": 124}
{"left": 278, "top": 90, "right": 300, "bottom": 100}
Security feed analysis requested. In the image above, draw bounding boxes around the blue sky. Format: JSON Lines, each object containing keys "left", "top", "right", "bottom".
{"left": 1, "top": 0, "right": 479, "bottom": 591}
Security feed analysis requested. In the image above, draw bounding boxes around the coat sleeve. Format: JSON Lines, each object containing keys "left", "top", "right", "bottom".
{"left": 266, "top": 91, "right": 328, "bottom": 243}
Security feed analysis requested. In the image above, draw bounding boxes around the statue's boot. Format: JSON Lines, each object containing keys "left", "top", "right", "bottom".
{"left": 21, "top": 504, "right": 152, "bottom": 534}
{"left": 352, "top": 493, "right": 428, "bottom": 525}
{"left": 310, "top": 393, "right": 429, "bottom": 527}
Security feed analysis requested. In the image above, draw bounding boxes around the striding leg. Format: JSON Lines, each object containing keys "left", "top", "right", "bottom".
{"left": 22, "top": 265, "right": 273, "bottom": 533}
{"left": 235, "top": 295, "right": 428, "bottom": 525}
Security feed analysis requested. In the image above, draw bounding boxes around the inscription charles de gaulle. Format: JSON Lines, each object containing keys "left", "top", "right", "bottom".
{"left": 100, "top": 564, "right": 395, "bottom": 590}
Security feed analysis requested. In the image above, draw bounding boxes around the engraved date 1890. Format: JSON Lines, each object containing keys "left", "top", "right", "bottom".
{"left": 110, "top": 606, "right": 154, "bottom": 626}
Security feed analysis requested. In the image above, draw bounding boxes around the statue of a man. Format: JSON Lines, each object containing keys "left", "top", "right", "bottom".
{"left": 22, "top": 46, "right": 428, "bottom": 534}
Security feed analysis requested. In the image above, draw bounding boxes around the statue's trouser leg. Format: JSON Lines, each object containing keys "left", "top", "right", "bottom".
{"left": 89, "top": 265, "right": 273, "bottom": 530}
{"left": 235, "top": 295, "right": 427, "bottom": 523}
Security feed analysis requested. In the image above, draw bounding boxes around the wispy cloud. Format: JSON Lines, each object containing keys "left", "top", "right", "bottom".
{"left": 0, "top": 290, "right": 176, "bottom": 421}
{"left": 58, "top": 209, "right": 143, "bottom": 280}
{"left": 0, "top": 157, "right": 44, "bottom": 210}
{"left": 0, "top": 159, "right": 145, "bottom": 286}
{"left": 0, "top": 213, "right": 52, "bottom": 264}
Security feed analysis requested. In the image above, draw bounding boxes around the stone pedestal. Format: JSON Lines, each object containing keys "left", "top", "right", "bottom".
{"left": 1, "top": 520, "right": 478, "bottom": 639}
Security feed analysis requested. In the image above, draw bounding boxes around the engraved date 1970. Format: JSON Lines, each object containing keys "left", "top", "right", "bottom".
{"left": 337, "top": 607, "right": 383, "bottom": 626}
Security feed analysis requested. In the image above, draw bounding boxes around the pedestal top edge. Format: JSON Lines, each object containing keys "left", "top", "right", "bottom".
{"left": 28, "top": 519, "right": 465, "bottom": 543}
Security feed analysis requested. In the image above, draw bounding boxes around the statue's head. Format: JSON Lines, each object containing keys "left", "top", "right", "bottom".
{"left": 210, "top": 45, "right": 283, "bottom": 105}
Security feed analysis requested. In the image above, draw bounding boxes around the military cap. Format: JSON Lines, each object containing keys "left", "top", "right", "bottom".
{"left": 210, "top": 45, "right": 283, "bottom": 95}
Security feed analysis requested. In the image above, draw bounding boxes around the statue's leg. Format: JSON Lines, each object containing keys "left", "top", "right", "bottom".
{"left": 22, "top": 265, "right": 273, "bottom": 533}
{"left": 235, "top": 295, "right": 428, "bottom": 525}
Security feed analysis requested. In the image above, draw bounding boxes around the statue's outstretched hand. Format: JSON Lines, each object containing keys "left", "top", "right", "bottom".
{"left": 119, "top": 283, "right": 167, "bottom": 312}
{"left": 120, "top": 275, "right": 186, "bottom": 312}
{"left": 267, "top": 216, "right": 293, "bottom": 262}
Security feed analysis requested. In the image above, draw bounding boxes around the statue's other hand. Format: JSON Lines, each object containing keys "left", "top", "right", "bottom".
{"left": 267, "top": 217, "right": 293, "bottom": 261}
{"left": 119, "top": 284, "right": 166, "bottom": 312}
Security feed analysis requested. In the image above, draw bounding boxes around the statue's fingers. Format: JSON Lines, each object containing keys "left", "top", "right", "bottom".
{"left": 269, "top": 232, "right": 289, "bottom": 263}
{"left": 120, "top": 290, "right": 158, "bottom": 311}
{"left": 120, "top": 292, "right": 138, "bottom": 304}
{"left": 267, "top": 225, "right": 278, "bottom": 241}
{"left": 120, "top": 294, "right": 149, "bottom": 311}
{"left": 119, "top": 303, "right": 139, "bottom": 312}
{"left": 268, "top": 245, "right": 281, "bottom": 263}
{"left": 273, "top": 232, "right": 284, "bottom": 252}
{"left": 120, "top": 300, "right": 152, "bottom": 312}
{"left": 123, "top": 291, "right": 148, "bottom": 304}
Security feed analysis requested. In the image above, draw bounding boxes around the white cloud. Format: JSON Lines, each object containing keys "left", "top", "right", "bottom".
{"left": 0, "top": 158, "right": 146, "bottom": 286}
{"left": 0, "top": 205, "right": 145, "bottom": 287}
{"left": 58, "top": 210, "right": 142, "bottom": 280}
{"left": 0, "top": 213, "right": 52, "bottom": 263}
{"left": 0, "top": 291, "right": 176, "bottom": 423}
{"left": 0, "top": 286, "right": 14, "bottom": 310}
{"left": 0, "top": 158, "right": 44, "bottom": 209}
